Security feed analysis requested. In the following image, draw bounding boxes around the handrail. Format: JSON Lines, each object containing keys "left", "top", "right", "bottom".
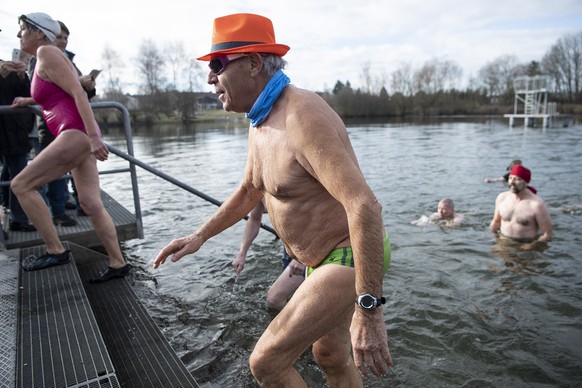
{"left": 0, "top": 102, "right": 278, "bottom": 238}
{"left": 0, "top": 102, "right": 144, "bottom": 239}
{"left": 107, "top": 145, "right": 278, "bottom": 237}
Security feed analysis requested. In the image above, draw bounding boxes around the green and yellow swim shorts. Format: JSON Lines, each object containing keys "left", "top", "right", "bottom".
{"left": 306, "top": 234, "right": 391, "bottom": 277}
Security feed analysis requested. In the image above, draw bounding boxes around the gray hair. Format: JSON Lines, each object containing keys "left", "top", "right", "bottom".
{"left": 260, "top": 54, "right": 287, "bottom": 77}
{"left": 439, "top": 198, "right": 454, "bottom": 209}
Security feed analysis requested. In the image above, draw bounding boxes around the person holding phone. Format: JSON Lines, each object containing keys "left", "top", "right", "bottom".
{"left": 0, "top": 51, "right": 36, "bottom": 232}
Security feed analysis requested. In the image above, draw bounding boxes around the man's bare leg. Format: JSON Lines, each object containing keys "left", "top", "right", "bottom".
{"left": 312, "top": 308, "right": 363, "bottom": 387}
{"left": 249, "top": 265, "right": 361, "bottom": 387}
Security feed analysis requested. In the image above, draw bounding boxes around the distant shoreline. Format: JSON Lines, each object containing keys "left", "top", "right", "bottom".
{"left": 95, "top": 108, "right": 580, "bottom": 128}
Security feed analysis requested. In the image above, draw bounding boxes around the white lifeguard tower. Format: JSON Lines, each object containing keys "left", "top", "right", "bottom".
{"left": 504, "top": 75, "right": 557, "bottom": 128}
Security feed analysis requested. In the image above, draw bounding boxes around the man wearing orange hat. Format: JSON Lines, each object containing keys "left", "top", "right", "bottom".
{"left": 490, "top": 165, "right": 552, "bottom": 244}
{"left": 154, "top": 13, "right": 392, "bottom": 386}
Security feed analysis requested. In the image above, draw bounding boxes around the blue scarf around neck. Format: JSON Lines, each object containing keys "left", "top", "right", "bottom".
{"left": 246, "top": 70, "right": 290, "bottom": 127}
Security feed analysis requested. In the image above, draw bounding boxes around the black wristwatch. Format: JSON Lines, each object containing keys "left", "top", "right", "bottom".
{"left": 355, "top": 294, "right": 386, "bottom": 310}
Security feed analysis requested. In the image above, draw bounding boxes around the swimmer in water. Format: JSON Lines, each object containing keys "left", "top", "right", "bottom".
{"left": 411, "top": 198, "right": 464, "bottom": 226}
{"left": 484, "top": 159, "right": 521, "bottom": 183}
{"left": 490, "top": 165, "right": 552, "bottom": 249}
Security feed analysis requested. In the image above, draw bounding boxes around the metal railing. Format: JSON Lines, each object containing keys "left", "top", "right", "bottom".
{"left": 0, "top": 102, "right": 277, "bottom": 238}
{"left": 0, "top": 102, "right": 144, "bottom": 239}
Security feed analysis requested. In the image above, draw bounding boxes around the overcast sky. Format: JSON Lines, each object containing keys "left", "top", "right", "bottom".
{"left": 1, "top": 0, "right": 581, "bottom": 94}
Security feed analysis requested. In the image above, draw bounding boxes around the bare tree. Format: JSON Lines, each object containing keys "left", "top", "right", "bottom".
{"left": 414, "top": 60, "right": 438, "bottom": 94}
{"left": 360, "top": 61, "right": 373, "bottom": 94}
{"left": 542, "top": 31, "right": 582, "bottom": 103}
{"left": 373, "top": 68, "right": 390, "bottom": 97}
{"left": 439, "top": 59, "right": 463, "bottom": 91}
{"left": 414, "top": 58, "right": 463, "bottom": 94}
{"left": 163, "top": 41, "right": 187, "bottom": 91}
{"left": 135, "top": 39, "right": 166, "bottom": 94}
{"left": 100, "top": 45, "right": 125, "bottom": 96}
{"left": 390, "top": 63, "right": 415, "bottom": 116}
{"left": 185, "top": 59, "right": 204, "bottom": 92}
{"left": 391, "top": 62, "right": 415, "bottom": 96}
{"left": 477, "top": 54, "right": 520, "bottom": 98}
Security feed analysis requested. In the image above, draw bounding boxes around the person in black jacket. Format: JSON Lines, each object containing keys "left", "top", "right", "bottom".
{"left": 0, "top": 56, "right": 36, "bottom": 231}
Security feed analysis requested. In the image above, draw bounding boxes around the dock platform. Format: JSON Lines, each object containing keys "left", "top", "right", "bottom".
{"left": 0, "top": 192, "right": 200, "bottom": 387}
{"left": 503, "top": 74, "right": 569, "bottom": 128}
{"left": 1, "top": 241, "right": 200, "bottom": 388}
{"left": 2, "top": 190, "right": 139, "bottom": 251}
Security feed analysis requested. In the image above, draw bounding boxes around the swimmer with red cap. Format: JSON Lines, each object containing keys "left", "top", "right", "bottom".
{"left": 508, "top": 165, "right": 537, "bottom": 194}
{"left": 490, "top": 165, "right": 552, "bottom": 243}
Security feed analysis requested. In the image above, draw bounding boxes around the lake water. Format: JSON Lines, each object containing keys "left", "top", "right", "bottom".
{"left": 99, "top": 116, "right": 582, "bottom": 387}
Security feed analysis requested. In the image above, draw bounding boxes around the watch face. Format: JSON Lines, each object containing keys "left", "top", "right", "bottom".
{"left": 360, "top": 295, "right": 375, "bottom": 309}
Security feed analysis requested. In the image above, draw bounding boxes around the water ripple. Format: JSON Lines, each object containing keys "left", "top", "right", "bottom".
{"left": 103, "top": 120, "right": 582, "bottom": 386}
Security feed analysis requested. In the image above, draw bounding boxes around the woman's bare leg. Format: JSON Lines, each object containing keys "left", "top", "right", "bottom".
{"left": 13, "top": 130, "right": 126, "bottom": 274}
{"left": 71, "top": 156, "right": 125, "bottom": 268}
{"left": 11, "top": 131, "right": 89, "bottom": 254}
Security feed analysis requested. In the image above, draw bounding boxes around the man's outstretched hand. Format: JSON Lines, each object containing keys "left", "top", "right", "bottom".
{"left": 153, "top": 234, "right": 203, "bottom": 269}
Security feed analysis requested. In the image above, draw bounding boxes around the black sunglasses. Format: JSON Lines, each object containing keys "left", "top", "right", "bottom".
{"left": 208, "top": 54, "right": 247, "bottom": 75}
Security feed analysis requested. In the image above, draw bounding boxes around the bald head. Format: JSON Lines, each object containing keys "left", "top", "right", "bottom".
{"left": 438, "top": 198, "right": 455, "bottom": 220}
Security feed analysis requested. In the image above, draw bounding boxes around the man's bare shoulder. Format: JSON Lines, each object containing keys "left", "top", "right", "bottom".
{"left": 528, "top": 193, "right": 549, "bottom": 209}
{"left": 280, "top": 86, "right": 344, "bottom": 136}
{"left": 286, "top": 84, "right": 318, "bottom": 98}
{"left": 285, "top": 85, "right": 329, "bottom": 112}
{"left": 496, "top": 191, "right": 512, "bottom": 202}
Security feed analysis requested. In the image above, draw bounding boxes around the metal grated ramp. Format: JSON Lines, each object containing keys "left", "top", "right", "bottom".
{"left": 4, "top": 190, "right": 139, "bottom": 251}
{"left": 0, "top": 250, "right": 20, "bottom": 387}
{"left": 74, "top": 243, "right": 200, "bottom": 388}
{"left": 18, "top": 243, "right": 119, "bottom": 388}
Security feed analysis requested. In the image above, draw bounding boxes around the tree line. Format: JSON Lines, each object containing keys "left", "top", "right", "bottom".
{"left": 97, "top": 31, "right": 582, "bottom": 120}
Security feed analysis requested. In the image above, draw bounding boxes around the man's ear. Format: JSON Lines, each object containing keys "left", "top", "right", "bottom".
{"left": 247, "top": 53, "right": 264, "bottom": 77}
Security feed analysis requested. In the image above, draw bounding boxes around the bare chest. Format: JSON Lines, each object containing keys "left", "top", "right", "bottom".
{"left": 250, "top": 132, "right": 315, "bottom": 198}
{"left": 499, "top": 199, "right": 535, "bottom": 227}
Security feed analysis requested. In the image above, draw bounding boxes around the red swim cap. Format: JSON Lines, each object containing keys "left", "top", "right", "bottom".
{"left": 510, "top": 165, "right": 531, "bottom": 183}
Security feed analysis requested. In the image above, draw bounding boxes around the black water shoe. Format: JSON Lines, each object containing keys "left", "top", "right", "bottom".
{"left": 53, "top": 214, "right": 77, "bottom": 227}
{"left": 10, "top": 221, "right": 37, "bottom": 232}
{"left": 22, "top": 250, "right": 71, "bottom": 271}
{"left": 90, "top": 264, "right": 131, "bottom": 283}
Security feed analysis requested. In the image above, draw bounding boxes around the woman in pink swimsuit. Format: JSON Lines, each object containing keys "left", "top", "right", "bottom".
{"left": 11, "top": 12, "right": 129, "bottom": 282}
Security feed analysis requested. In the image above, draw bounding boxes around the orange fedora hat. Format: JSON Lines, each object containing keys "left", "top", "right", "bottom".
{"left": 197, "top": 13, "right": 290, "bottom": 61}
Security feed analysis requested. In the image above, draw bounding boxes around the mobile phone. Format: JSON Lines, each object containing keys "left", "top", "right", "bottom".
{"left": 89, "top": 69, "right": 102, "bottom": 79}
{"left": 12, "top": 48, "right": 21, "bottom": 63}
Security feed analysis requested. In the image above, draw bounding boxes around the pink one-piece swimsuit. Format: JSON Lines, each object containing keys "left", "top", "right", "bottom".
{"left": 31, "top": 72, "right": 94, "bottom": 137}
